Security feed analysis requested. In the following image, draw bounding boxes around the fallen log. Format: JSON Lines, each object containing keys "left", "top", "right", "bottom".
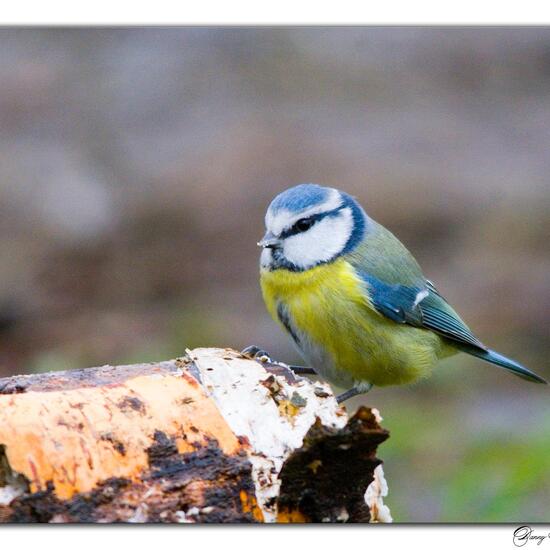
{"left": 0, "top": 347, "right": 391, "bottom": 523}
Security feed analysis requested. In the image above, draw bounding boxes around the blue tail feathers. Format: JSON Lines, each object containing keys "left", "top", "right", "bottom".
{"left": 464, "top": 347, "right": 547, "bottom": 384}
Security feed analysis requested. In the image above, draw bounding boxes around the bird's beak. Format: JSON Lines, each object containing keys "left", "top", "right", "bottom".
{"left": 257, "top": 232, "right": 281, "bottom": 249}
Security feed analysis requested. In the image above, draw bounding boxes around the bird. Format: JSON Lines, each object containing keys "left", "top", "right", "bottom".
{"left": 252, "top": 183, "right": 546, "bottom": 403}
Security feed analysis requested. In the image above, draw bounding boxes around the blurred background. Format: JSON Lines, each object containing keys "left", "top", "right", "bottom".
{"left": 0, "top": 27, "right": 548, "bottom": 522}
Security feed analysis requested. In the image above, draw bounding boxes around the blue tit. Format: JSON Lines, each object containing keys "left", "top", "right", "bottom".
{"left": 258, "top": 183, "right": 546, "bottom": 401}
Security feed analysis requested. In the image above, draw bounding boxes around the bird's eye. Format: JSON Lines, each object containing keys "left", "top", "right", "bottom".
{"left": 294, "top": 218, "right": 314, "bottom": 232}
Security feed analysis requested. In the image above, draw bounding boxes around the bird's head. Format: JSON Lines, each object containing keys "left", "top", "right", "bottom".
{"left": 259, "top": 183, "right": 368, "bottom": 271}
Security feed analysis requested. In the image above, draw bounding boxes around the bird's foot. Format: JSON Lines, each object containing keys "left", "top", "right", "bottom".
{"left": 336, "top": 382, "right": 373, "bottom": 404}
{"left": 241, "top": 345, "right": 272, "bottom": 363}
{"left": 240, "top": 345, "right": 316, "bottom": 374}
{"left": 287, "top": 365, "right": 317, "bottom": 375}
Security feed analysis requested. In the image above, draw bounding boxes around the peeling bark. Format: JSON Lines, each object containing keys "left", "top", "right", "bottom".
{"left": 0, "top": 348, "right": 391, "bottom": 523}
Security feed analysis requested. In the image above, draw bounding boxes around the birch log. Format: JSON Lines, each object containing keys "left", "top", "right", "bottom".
{"left": 0, "top": 347, "right": 391, "bottom": 523}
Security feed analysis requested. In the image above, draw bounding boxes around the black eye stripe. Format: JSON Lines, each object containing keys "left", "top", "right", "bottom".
{"left": 294, "top": 218, "right": 314, "bottom": 232}
{"left": 280, "top": 206, "right": 346, "bottom": 239}
{"left": 280, "top": 216, "right": 317, "bottom": 238}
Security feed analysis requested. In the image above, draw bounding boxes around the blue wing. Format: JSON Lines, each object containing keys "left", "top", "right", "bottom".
{"left": 359, "top": 272, "right": 487, "bottom": 350}
{"left": 345, "top": 222, "right": 545, "bottom": 383}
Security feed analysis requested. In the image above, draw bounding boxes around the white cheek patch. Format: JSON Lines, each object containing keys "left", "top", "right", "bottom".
{"left": 283, "top": 208, "right": 353, "bottom": 269}
{"left": 266, "top": 188, "right": 342, "bottom": 237}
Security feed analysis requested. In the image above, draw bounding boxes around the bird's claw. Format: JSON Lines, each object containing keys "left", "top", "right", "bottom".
{"left": 287, "top": 365, "right": 317, "bottom": 375}
{"left": 240, "top": 345, "right": 272, "bottom": 363}
{"left": 240, "top": 346, "right": 316, "bottom": 375}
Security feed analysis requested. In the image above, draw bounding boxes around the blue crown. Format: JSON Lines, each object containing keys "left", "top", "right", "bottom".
{"left": 269, "top": 183, "right": 331, "bottom": 214}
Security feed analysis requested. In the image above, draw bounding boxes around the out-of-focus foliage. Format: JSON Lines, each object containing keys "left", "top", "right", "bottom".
{"left": 0, "top": 28, "right": 548, "bottom": 522}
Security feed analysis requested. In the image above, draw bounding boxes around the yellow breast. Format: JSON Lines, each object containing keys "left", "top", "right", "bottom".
{"left": 260, "top": 258, "right": 444, "bottom": 387}
{"left": 261, "top": 258, "right": 369, "bottom": 313}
